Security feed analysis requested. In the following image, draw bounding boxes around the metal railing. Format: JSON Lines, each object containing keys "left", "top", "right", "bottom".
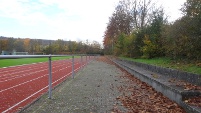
{"left": 0, "top": 54, "right": 94, "bottom": 99}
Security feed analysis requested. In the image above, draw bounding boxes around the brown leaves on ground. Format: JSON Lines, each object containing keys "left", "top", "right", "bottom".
{"left": 116, "top": 72, "right": 185, "bottom": 113}
{"left": 97, "top": 56, "right": 186, "bottom": 113}
{"left": 168, "top": 77, "right": 201, "bottom": 108}
{"left": 184, "top": 96, "right": 201, "bottom": 107}
{"left": 96, "top": 56, "right": 116, "bottom": 65}
{"left": 168, "top": 78, "right": 201, "bottom": 91}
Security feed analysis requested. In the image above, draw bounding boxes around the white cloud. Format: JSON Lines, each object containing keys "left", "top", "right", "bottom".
{"left": 0, "top": 0, "right": 186, "bottom": 44}
{"left": 0, "top": 0, "right": 118, "bottom": 43}
{"left": 0, "top": 0, "right": 24, "bottom": 18}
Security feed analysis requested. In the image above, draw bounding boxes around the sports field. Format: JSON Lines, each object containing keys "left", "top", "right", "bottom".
{"left": 0, "top": 56, "right": 72, "bottom": 68}
{"left": 0, "top": 56, "right": 92, "bottom": 113}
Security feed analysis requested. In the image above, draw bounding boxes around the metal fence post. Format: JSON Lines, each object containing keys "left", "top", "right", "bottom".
{"left": 81, "top": 55, "right": 83, "bottom": 69}
{"left": 72, "top": 55, "right": 74, "bottom": 78}
{"left": 48, "top": 55, "right": 52, "bottom": 99}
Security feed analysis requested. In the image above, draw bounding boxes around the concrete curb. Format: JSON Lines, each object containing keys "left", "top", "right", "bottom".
{"left": 121, "top": 59, "right": 201, "bottom": 86}
{"left": 111, "top": 59, "right": 201, "bottom": 113}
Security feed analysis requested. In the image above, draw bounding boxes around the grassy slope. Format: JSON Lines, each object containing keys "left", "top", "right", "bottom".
{"left": 0, "top": 56, "right": 71, "bottom": 68}
{"left": 120, "top": 57, "right": 201, "bottom": 75}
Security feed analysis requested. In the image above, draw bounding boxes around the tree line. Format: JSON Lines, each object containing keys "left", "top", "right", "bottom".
{"left": 103, "top": 0, "right": 201, "bottom": 61}
{"left": 0, "top": 36, "right": 103, "bottom": 55}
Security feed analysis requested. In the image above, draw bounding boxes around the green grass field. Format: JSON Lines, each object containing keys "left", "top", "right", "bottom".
{"left": 120, "top": 57, "right": 201, "bottom": 75}
{"left": 0, "top": 56, "right": 71, "bottom": 68}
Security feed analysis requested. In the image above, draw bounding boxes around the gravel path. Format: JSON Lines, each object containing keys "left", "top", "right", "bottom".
{"left": 21, "top": 57, "right": 127, "bottom": 113}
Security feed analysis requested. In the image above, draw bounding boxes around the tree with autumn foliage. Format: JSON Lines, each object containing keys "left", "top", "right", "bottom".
{"left": 141, "top": 9, "right": 167, "bottom": 58}
{"left": 162, "top": 0, "right": 201, "bottom": 60}
{"left": 23, "top": 38, "right": 31, "bottom": 53}
{"left": 0, "top": 37, "right": 102, "bottom": 55}
{"left": 103, "top": 0, "right": 201, "bottom": 62}
{"left": 103, "top": 0, "right": 164, "bottom": 58}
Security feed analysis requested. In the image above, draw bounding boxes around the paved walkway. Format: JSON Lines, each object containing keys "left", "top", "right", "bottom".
{"left": 21, "top": 57, "right": 127, "bottom": 113}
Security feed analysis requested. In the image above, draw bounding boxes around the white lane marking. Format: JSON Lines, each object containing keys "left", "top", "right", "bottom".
{"left": 0, "top": 61, "right": 72, "bottom": 82}
{"left": 0, "top": 62, "right": 80, "bottom": 92}
{"left": 2, "top": 84, "right": 48, "bottom": 113}
{"left": 0, "top": 65, "right": 47, "bottom": 77}
{"left": 0, "top": 60, "right": 70, "bottom": 77}
{"left": 0, "top": 74, "right": 47, "bottom": 93}
{"left": 2, "top": 66, "right": 81, "bottom": 113}
{"left": 0, "top": 62, "right": 47, "bottom": 74}
{"left": 0, "top": 59, "right": 72, "bottom": 74}
{"left": 1, "top": 59, "right": 88, "bottom": 113}
{"left": 0, "top": 69, "right": 47, "bottom": 83}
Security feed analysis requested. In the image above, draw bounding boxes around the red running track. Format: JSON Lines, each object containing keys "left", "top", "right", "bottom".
{"left": 0, "top": 57, "right": 93, "bottom": 113}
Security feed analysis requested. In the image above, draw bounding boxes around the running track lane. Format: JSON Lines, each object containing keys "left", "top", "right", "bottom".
{"left": 0, "top": 57, "right": 93, "bottom": 113}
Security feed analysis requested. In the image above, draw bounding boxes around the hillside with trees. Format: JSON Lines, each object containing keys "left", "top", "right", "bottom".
{"left": 103, "top": 0, "right": 201, "bottom": 61}
{"left": 0, "top": 36, "right": 102, "bottom": 55}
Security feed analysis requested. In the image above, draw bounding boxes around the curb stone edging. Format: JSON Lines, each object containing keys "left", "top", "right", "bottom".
{"left": 112, "top": 59, "right": 201, "bottom": 113}
{"left": 120, "top": 59, "right": 201, "bottom": 86}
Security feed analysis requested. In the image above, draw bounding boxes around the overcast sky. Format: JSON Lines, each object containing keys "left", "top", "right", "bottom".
{"left": 0, "top": 0, "right": 186, "bottom": 44}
